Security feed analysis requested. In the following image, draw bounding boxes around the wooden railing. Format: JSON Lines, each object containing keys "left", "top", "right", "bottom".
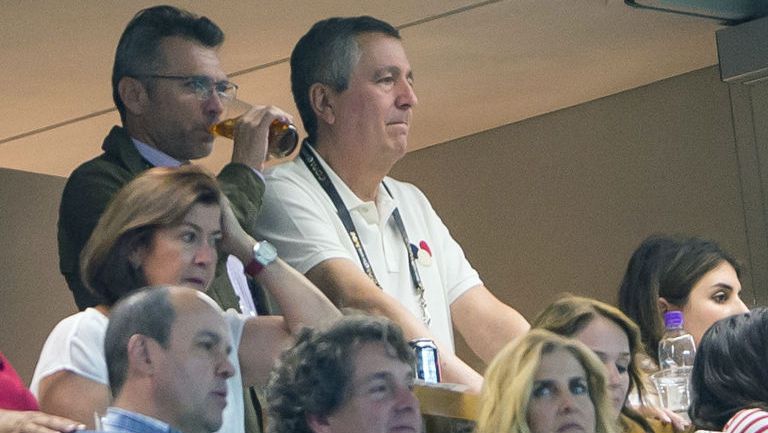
{"left": 415, "top": 384, "right": 479, "bottom": 433}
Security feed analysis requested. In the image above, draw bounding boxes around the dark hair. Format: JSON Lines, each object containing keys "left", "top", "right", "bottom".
{"left": 81, "top": 166, "right": 222, "bottom": 306}
{"left": 533, "top": 296, "right": 653, "bottom": 433}
{"left": 689, "top": 308, "right": 768, "bottom": 430}
{"left": 617, "top": 234, "right": 740, "bottom": 361}
{"left": 290, "top": 16, "right": 399, "bottom": 143}
{"left": 266, "top": 315, "right": 414, "bottom": 433}
{"left": 112, "top": 5, "right": 224, "bottom": 121}
{"left": 105, "top": 286, "right": 176, "bottom": 396}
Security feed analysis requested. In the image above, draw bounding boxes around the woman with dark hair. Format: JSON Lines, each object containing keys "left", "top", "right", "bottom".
{"left": 533, "top": 296, "right": 686, "bottom": 433}
{"left": 617, "top": 234, "right": 748, "bottom": 363}
{"left": 30, "top": 166, "right": 340, "bottom": 431}
{"left": 689, "top": 308, "right": 768, "bottom": 433}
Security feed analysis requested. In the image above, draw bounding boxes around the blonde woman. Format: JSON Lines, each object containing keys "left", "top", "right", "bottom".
{"left": 476, "top": 329, "right": 617, "bottom": 433}
{"left": 533, "top": 296, "right": 686, "bottom": 433}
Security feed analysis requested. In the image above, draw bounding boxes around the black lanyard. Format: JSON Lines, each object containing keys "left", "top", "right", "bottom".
{"left": 300, "top": 143, "right": 431, "bottom": 326}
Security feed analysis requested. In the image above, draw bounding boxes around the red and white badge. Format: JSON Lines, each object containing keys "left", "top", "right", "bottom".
{"left": 417, "top": 240, "right": 432, "bottom": 267}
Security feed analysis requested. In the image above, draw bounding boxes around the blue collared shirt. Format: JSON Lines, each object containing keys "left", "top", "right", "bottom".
{"left": 131, "top": 137, "right": 265, "bottom": 182}
{"left": 132, "top": 139, "right": 184, "bottom": 168}
{"left": 99, "top": 407, "right": 184, "bottom": 433}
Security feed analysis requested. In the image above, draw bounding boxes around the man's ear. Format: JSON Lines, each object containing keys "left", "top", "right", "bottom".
{"left": 118, "top": 76, "right": 149, "bottom": 116}
{"left": 126, "top": 334, "right": 155, "bottom": 375}
{"left": 309, "top": 83, "right": 336, "bottom": 125}
{"left": 306, "top": 413, "right": 332, "bottom": 433}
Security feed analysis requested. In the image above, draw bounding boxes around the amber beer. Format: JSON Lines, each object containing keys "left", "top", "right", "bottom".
{"left": 210, "top": 118, "right": 299, "bottom": 159}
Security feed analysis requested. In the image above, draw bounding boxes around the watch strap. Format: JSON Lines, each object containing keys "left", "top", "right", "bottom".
{"left": 245, "top": 258, "right": 266, "bottom": 276}
{"left": 245, "top": 241, "right": 277, "bottom": 277}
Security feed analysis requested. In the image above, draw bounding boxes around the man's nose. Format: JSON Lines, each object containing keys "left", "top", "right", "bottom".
{"left": 394, "top": 385, "right": 420, "bottom": 413}
{"left": 218, "top": 354, "right": 235, "bottom": 379}
{"left": 205, "top": 90, "right": 226, "bottom": 117}
{"left": 396, "top": 79, "right": 418, "bottom": 109}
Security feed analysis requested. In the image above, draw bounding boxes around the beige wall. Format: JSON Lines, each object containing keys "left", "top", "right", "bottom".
{"left": 1, "top": 65, "right": 760, "bottom": 382}
{"left": 728, "top": 77, "right": 768, "bottom": 307}
{"left": 392, "top": 65, "right": 756, "bottom": 370}
{"left": 0, "top": 169, "right": 74, "bottom": 383}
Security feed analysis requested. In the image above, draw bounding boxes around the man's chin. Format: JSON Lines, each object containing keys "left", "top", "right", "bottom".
{"left": 204, "top": 419, "right": 224, "bottom": 433}
{"left": 186, "top": 143, "right": 215, "bottom": 161}
{"left": 391, "top": 142, "right": 408, "bottom": 160}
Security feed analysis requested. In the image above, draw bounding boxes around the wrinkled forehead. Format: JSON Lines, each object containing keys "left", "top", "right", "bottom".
{"left": 349, "top": 341, "right": 412, "bottom": 382}
{"left": 155, "top": 35, "right": 225, "bottom": 78}
{"left": 353, "top": 32, "right": 408, "bottom": 63}
{"left": 341, "top": 36, "right": 410, "bottom": 95}
{"left": 535, "top": 347, "right": 587, "bottom": 380}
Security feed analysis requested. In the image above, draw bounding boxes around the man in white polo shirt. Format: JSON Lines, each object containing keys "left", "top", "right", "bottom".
{"left": 254, "top": 16, "right": 530, "bottom": 391}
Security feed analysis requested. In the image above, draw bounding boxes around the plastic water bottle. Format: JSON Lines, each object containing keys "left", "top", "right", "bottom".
{"left": 658, "top": 311, "right": 696, "bottom": 369}
{"left": 654, "top": 311, "right": 696, "bottom": 413}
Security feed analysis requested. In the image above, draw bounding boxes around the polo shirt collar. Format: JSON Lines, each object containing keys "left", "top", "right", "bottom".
{"left": 308, "top": 150, "right": 397, "bottom": 225}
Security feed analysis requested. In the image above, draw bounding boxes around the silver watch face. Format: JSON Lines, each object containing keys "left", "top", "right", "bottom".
{"left": 254, "top": 240, "right": 278, "bottom": 265}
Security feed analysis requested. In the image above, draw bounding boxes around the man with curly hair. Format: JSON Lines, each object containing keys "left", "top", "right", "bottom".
{"left": 266, "top": 316, "right": 421, "bottom": 433}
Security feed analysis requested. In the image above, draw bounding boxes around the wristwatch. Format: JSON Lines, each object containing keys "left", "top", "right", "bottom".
{"left": 245, "top": 241, "right": 278, "bottom": 276}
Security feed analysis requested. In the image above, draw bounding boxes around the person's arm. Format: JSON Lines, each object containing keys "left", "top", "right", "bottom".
{"left": 217, "top": 105, "right": 294, "bottom": 236}
{"left": 635, "top": 404, "right": 690, "bottom": 433}
{"left": 306, "top": 258, "right": 484, "bottom": 393}
{"left": 219, "top": 196, "right": 341, "bottom": 387}
{"left": 0, "top": 409, "right": 84, "bottom": 433}
{"left": 233, "top": 259, "right": 342, "bottom": 388}
{"left": 450, "top": 285, "right": 530, "bottom": 364}
{"left": 217, "top": 164, "right": 264, "bottom": 237}
{"left": 215, "top": 108, "right": 294, "bottom": 313}
{"left": 220, "top": 194, "right": 340, "bottom": 328}
{"left": 36, "top": 372, "right": 109, "bottom": 429}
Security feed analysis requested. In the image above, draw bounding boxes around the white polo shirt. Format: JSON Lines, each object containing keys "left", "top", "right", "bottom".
{"left": 255, "top": 150, "right": 481, "bottom": 352}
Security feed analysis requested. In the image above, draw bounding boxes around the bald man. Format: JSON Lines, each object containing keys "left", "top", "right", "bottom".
{"left": 99, "top": 286, "right": 234, "bottom": 433}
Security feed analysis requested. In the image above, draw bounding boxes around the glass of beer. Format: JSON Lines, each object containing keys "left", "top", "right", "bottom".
{"left": 210, "top": 98, "right": 301, "bottom": 167}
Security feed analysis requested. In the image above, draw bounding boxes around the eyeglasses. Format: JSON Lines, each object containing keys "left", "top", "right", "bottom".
{"left": 132, "top": 74, "right": 238, "bottom": 102}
